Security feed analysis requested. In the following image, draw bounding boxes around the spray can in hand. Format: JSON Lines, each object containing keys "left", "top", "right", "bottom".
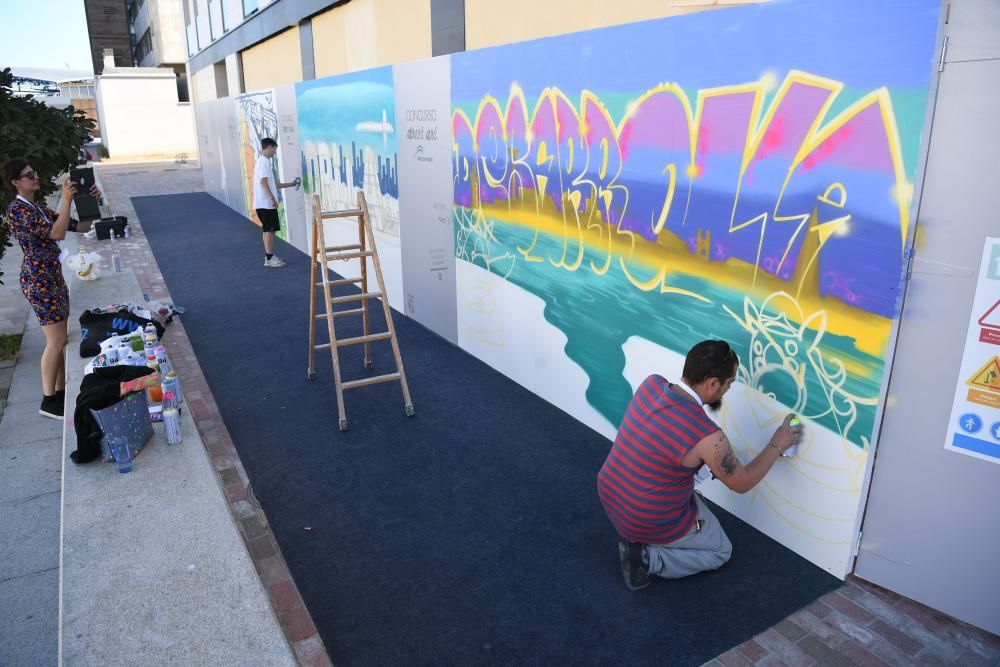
{"left": 782, "top": 415, "right": 802, "bottom": 458}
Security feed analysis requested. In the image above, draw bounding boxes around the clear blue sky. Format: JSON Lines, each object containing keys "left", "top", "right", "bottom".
{"left": 0, "top": 0, "right": 94, "bottom": 73}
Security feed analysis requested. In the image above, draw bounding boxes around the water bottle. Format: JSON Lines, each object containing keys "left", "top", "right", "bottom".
{"left": 110, "top": 437, "right": 133, "bottom": 473}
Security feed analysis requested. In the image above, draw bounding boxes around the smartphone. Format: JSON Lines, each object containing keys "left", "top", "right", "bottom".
{"left": 70, "top": 167, "right": 95, "bottom": 194}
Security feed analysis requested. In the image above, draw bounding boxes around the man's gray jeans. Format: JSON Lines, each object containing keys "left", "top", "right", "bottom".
{"left": 645, "top": 494, "right": 733, "bottom": 579}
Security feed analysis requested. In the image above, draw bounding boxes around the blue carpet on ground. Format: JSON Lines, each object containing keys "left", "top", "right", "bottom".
{"left": 134, "top": 192, "right": 839, "bottom": 666}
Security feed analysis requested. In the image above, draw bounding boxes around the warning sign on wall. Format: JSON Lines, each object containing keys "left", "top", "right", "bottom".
{"left": 978, "top": 300, "right": 1000, "bottom": 345}
{"left": 946, "top": 238, "right": 1000, "bottom": 464}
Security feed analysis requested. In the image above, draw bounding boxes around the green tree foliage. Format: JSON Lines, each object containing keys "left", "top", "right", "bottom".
{"left": 0, "top": 67, "right": 95, "bottom": 282}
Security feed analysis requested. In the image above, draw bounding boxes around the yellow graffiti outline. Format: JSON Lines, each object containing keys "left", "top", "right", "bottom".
{"left": 501, "top": 87, "right": 546, "bottom": 264}
{"left": 613, "top": 83, "right": 696, "bottom": 290}
{"left": 581, "top": 90, "right": 624, "bottom": 275}
{"left": 729, "top": 71, "right": 844, "bottom": 283}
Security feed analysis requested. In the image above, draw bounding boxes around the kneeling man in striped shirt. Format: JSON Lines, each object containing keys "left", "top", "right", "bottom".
{"left": 597, "top": 339, "right": 803, "bottom": 591}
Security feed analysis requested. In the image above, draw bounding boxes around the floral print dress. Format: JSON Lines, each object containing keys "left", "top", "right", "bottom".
{"left": 5, "top": 197, "right": 75, "bottom": 325}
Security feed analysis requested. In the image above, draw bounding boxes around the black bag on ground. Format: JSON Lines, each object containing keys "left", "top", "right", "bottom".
{"left": 94, "top": 216, "right": 128, "bottom": 240}
{"left": 78, "top": 307, "right": 165, "bottom": 357}
{"left": 71, "top": 365, "right": 154, "bottom": 464}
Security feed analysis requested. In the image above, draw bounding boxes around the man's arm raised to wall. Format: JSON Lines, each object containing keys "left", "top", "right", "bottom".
{"left": 693, "top": 420, "right": 797, "bottom": 494}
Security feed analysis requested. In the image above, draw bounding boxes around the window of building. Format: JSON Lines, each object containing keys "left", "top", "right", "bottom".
{"left": 135, "top": 28, "right": 154, "bottom": 63}
{"left": 243, "top": 0, "right": 258, "bottom": 19}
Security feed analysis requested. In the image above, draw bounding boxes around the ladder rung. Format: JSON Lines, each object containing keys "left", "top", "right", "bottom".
{"left": 314, "top": 277, "right": 363, "bottom": 288}
{"left": 336, "top": 332, "right": 392, "bottom": 347}
{"left": 342, "top": 373, "right": 401, "bottom": 390}
{"left": 314, "top": 307, "right": 367, "bottom": 320}
{"left": 331, "top": 292, "right": 381, "bottom": 305}
{"left": 314, "top": 342, "right": 333, "bottom": 350}
{"left": 322, "top": 208, "right": 363, "bottom": 219}
{"left": 326, "top": 250, "right": 373, "bottom": 261}
{"left": 324, "top": 244, "right": 361, "bottom": 253}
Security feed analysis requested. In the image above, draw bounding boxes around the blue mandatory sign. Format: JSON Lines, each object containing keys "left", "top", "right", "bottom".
{"left": 991, "top": 421, "right": 1000, "bottom": 442}
{"left": 988, "top": 244, "right": 1000, "bottom": 281}
{"left": 959, "top": 413, "right": 983, "bottom": 434}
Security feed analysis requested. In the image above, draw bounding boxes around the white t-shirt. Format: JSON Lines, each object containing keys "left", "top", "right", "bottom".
{"left": 253, "top": 155, "right": 277, "bottom": 210}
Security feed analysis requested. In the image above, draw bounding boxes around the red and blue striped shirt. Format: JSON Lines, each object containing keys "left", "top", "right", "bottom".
{"left": 597, "top": 375, "right": 720, "bottom": 545}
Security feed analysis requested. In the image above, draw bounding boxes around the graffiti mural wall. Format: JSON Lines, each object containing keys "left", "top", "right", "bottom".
{"left": 237, "top": 90, "right": 288, "bottom": 239}
{"left": 449, "top": 0, "right": 940, "bottom": 574}
{"left": 296, "top": 67, "right": 404, "bottom": 310}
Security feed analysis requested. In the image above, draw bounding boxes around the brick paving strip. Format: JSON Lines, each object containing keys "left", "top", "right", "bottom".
{"left": 706, "top": 576, "right": 1000, "bottom": 666}
{"left": 92, "top": 162, "right": 999, "bottom": 667}
{"left": 93, "top": 162, "right": 331, "bottom": 667}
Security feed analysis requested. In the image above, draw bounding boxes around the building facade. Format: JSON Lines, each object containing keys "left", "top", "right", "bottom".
{"left": 84, "top": 0, "right": 135, "bottom": 75}
{"left": 183, "top": 0, "right": 761, "bottom": 104}
{"left": 127, "top": 0, "right": 188, "bottom": 69}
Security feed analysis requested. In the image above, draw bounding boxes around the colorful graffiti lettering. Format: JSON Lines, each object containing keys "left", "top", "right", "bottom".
{"left": 453, "top": 71, "right": 911, "bottom": 318}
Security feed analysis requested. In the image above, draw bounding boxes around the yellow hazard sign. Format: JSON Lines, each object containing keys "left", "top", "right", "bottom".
{"left": 967, "top": 356, "right": 1000, "bottom": 392}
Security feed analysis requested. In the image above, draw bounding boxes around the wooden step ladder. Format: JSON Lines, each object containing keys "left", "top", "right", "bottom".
{"left": 307, "top": 192, "right": 414, "bottom": 431}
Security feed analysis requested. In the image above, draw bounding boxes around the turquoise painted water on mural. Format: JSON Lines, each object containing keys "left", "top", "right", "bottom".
{"left": 456, "top": 210, "right": 881, "bottom": 449}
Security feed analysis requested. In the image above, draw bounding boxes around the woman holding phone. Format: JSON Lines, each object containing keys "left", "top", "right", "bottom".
{"left": 3, "top": 159, "right": 101, "bottom": 419}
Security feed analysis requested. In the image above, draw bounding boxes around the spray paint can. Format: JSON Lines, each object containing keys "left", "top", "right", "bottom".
{"left": 782, "top": 415, "right": 802, "bottom": 458}
{"left": 103, "top": 345, "right": 120, "bottom": 365}
{"left": 154, "top": 345, "right": 169, "bottom": 368}
{"left": 144, "top": 322, "right": 158, "bottom": 340}
{"left": 163, "top": 371, "right": 183, "bottom": 406}
{"left": 123, "top": 224, "right": 130, "bottom": 238}
{"left": 144, "top": 340, "right": 157, "bottom": 366}
{"left": 117, "top": 343, "right": 132, "bottom": 362}
{"left": 163, "top": 407, "right": 182, "bottom": 445}
{"left": 111, "top": 251, "right": 122, "bottom": 272}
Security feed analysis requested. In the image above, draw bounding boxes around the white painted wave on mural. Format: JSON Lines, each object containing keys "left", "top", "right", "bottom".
{"left": 456, "top": 259, "right": 616, "bottom": 439}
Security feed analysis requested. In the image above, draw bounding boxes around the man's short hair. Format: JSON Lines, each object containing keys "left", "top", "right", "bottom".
{"left": 261, "top": 138, "right": 278, "bottom": 150}
{"left": 683, "top": 339, "right": 739, "bottom": 385}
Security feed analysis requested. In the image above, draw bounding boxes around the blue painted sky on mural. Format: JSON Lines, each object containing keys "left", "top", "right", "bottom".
{"left": 296, "top": 66, "right": 397, "bottom": 153}
{"left": 451, "top": 0, "right": 940, "bottom": 104}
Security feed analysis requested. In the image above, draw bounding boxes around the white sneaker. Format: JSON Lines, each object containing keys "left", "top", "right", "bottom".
{"left": 264, "top": 256, "right": 287, "bottom": 268}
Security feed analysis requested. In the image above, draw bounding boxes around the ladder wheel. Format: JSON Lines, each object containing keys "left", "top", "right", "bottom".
{"left": 405, "top": 404, "right": 415, "bottom": 417}
{"left": 307, "top": 369, "right": 316, "bottom": 380}
{"left": 339, "top": 418, "right": 350, "bottom": 432}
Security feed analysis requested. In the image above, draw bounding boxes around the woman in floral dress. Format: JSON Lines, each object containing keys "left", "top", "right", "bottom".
{"left": 3, "top": 158, "right": 100, "bottom": 419}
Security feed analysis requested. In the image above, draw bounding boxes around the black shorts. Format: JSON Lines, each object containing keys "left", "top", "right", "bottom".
{"left": 256, "top": 208, "right": 280, "bottom": 232}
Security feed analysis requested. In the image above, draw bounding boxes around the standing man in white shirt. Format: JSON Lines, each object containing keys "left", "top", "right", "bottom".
{"left": 253, "top": 137, "right": 297, "bottom": 267}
